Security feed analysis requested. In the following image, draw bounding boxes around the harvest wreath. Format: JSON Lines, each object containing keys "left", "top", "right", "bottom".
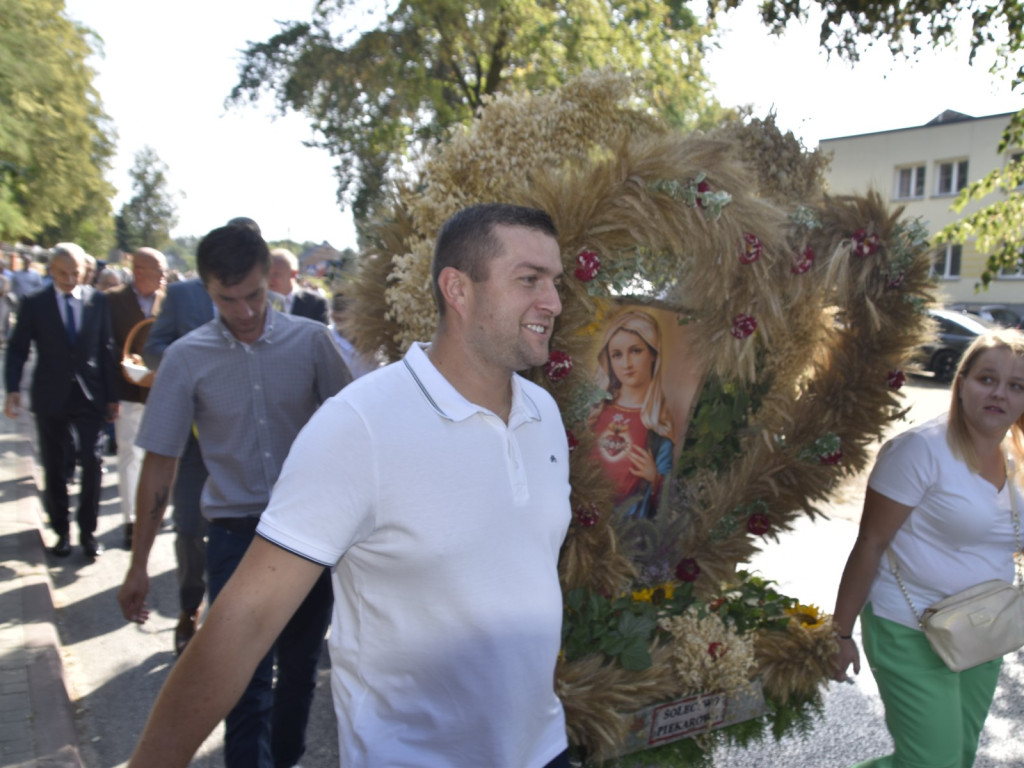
{"left": 343, "top": 71, "right": 936, "bottom": 765}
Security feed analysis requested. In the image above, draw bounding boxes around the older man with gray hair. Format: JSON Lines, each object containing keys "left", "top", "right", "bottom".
{"left": 267, "top": 247, "right": 329, "bottom": 323}
{"left": 108, "top": 247, "right": 167, "bottom": 548}
{"left": 4, "top": 242, "right": 120, "bottom": 558}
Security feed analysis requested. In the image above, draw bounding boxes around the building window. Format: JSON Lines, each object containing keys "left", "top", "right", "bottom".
{"left": 895, "top": 165, "right": 926, "bottom": 199}
{"left": 998, "top": 251, "right": 1024, "bottom": 279}
{"left": 936, "top": 159, "right": 969, "bottom": 196}
{"left": 932, "top": 244, "right": 961, "bottom": 279}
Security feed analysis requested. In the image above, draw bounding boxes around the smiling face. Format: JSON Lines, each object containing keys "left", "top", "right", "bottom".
{"left": 957, "top": 346, "right": 1024, "bottom": 439}
{"left": 461, "top": 224, "right": 563, "bottom": 374}
{"left": 607, "top": 329, "right": 655, "bottom": 393}
{"left": 205, "top": 264, "right": 269, "bottom": 344}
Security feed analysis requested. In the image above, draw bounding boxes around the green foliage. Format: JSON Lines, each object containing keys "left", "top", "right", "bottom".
{"left": 115, "top": 146, "right": 178, "bottom": 252}
{"left": 0, "top": 0, "right": 116, "bottom": 252}
{"left": 562, "top": 573, "right": 794, "bottom": 672}
{"left": 676, "top": 375, "right": 768, "bottom": 478}
{"left": 708, "top": 571, "right": 795, "bottom": 634}
{"left": 710, "top": 0, "right": 1024, "bottom": 75}
{"left": 164, "top": 235, "right": 198, "bottom": 273}
{"left": 938, "top": 158, "right": 1024, "bottom": 289}
{"left": 593, "top": 735, "right": 713, "bottom": 768}
{"left": 562, "top": 585, "right": 693, "bottom": 671}
{"left": 230, "top": 0, "right": 728, "bottom": 231}
{"left": 565, "top": 571, "right": 810, "bottom": 767}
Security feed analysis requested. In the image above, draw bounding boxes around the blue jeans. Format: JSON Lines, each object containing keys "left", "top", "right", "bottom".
{"left": 207, "top": 521, "right": 333, "bottom": 768}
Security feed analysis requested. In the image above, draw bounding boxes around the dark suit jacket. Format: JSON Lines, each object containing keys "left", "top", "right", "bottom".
{"left": 142, "top": 278, "right": 213, "bottom": 370}
{"left": 290, "top": 289, "right": 329, "bottom": 325}
{"left": 4, "top": 285, "right": 119, "bottom": 416}
{"left": 108, "top": 283, "right": 165, "bottom": 404}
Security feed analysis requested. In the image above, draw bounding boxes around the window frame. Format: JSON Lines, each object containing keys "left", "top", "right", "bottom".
{"left": 894, "top": 164, "right": 926, "bottom": 200}
{"left": 935, "top": 159, "right": 969, "bottom": 196}
{"left": 997, "top": 251, "right": 1024, "bottom": 280}
{"left": 931, "top": 244, "right": 961, "bottom": 280}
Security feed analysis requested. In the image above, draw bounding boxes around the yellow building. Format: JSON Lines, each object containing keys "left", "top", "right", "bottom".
{"left": 821, "top": 109, "right": 1022, "bottom": 313}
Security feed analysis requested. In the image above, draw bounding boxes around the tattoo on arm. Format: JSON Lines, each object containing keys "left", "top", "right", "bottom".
{"left": 149, "top": 486, "right": 170, "bottom": 522}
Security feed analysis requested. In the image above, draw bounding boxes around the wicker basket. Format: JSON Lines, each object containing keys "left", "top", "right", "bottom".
{"left": 121, "top": 317, "right": 156, "bottom": 387}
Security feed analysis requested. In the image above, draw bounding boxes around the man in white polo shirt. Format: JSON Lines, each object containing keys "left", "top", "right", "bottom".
{"left": 125, "top": 203, "right": 572, "bottom": 768}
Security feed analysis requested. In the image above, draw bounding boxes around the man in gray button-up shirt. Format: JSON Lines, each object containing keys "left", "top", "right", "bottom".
{"left": 117, "top": 224, "right": 350, "bottom": 768}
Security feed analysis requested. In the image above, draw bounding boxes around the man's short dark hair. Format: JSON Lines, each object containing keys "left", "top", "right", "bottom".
{"left": 196, "top": 225, "right": 270, "bottom": 287}
{"left": 431, "top": 203, "right": 558, "bottom": 316}
{"left": 226, "top": 216, "right": 261, "bottom": 235}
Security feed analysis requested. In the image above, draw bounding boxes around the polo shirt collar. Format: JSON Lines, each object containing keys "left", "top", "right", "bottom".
{"left": 403, "top": 342, "right": 542, "bottom": 426}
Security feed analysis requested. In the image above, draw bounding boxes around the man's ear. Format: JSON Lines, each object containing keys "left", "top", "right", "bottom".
{"left": 437, "top": 266, "right": 469, "bottom": 318}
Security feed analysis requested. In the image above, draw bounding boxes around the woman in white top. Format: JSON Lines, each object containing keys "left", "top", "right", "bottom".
{"left": 832, "top": 328, "right": 1024, "bottom": 768}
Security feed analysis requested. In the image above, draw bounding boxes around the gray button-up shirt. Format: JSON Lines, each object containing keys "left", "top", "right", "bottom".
{"left": 136, "top": 308, "right": 351, "bottom": 519}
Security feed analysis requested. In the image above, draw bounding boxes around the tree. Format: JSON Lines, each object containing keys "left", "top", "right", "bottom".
{"left": 0, "top": 0, "right": 116, "bottom": 253}
{"left": 115, "top": 146, "right": 178, "bottom": 252}
{"left": 711, "top": 0, "right": 1024, "bottom": 286}
{"left": 163, "top": 235, "right": 198, "bottom": 273}
{"left": 229, "top": 0, "right": 728, "bottom": 231}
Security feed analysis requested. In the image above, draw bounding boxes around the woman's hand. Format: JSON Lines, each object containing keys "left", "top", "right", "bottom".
{"left": 832, "top": 636, "right": 861, "bottom": 682}
{"left": 628, "top": 445, "right": 658, "bottom": 484}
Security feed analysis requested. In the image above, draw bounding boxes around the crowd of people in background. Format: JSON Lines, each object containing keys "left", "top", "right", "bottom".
{"left": 0, "top": 231, "right": 363, "bottom": 577}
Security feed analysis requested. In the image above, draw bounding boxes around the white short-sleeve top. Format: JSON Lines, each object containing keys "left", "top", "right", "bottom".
{"left": 867, "top": 414, "right": 1020, "bottom": 629}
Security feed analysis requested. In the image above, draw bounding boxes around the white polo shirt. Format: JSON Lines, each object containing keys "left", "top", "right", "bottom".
{"left": 258, "top": 342, "right": 571, "bottom": 767}
{"left": 867, "top": 414, "right": 1020, "bottom": 629}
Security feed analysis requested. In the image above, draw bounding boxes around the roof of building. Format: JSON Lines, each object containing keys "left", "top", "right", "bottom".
{"left": 925, "top": 109, "right": 974, "bottom": 125}
{"left": 820, "top": 109, "right": 1017, "bottom": 144}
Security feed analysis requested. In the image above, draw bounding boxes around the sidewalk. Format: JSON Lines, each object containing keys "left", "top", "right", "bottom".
{"left": 0, "top": 407, "right": 82, "bottom": 767}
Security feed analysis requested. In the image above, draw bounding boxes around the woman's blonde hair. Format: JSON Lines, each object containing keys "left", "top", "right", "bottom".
{"left": 947, "top": 327, "right": 1024, "bottom": 476}
{"left": 594, "top": 309, "right": 675, "bottom": 440}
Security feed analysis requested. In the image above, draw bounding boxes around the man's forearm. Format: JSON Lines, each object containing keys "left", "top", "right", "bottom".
{"left": 128, "top": 538, "right": 324, "bottom": 767}
{"left": 130, "top": 452, "right": 178, "bottom": 569}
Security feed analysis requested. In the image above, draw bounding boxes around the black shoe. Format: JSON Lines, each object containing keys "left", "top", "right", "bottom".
{"left": 175, "top": 611, "right": 198, "bottom": 656}
{"left": 81, "top": 534, "right": 104, "bottom": 560}
{"left": 123, "top": 522, "right": 134, "bottom": 550}
{"left": 51, "top": 535, "right": 72, "bottom": 557}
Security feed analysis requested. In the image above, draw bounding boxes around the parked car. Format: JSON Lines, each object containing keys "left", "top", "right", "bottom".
{"left": 912, "top": 308, "right": 995, "bottom": 382}
{"left": 949, "top": 303, "right": 1023, "bottom": 329}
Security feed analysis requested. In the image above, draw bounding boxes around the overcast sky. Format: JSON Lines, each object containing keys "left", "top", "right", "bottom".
{"left": 64, "top": 1, "right": 1022, "bottom": 249}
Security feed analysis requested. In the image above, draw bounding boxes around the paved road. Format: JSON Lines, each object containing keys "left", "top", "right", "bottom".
{"left": 37, "top": 376, "right": 1024, "bottom": 766}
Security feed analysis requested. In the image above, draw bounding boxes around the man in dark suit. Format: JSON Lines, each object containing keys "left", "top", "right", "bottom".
{"left": 108, "top": 247, "right": 166, "bottom": 549}
{"left": 4, "top": 242, "right": 120, "bottom": 558}
{"left": 268, "top": 248, "right": 329, "bottom": 324}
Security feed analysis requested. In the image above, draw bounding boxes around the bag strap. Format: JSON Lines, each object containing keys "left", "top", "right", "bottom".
{"left": 1007, "top": 455, "right": 1023, "bottom": 588}
{"left": 887, "top": 452, "right": 1024, "bottom": 628}
{"left": 886, "top": 549, "right": 924, "bottom": 628}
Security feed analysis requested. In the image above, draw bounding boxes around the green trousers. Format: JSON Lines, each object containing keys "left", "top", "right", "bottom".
{"left": 852, "top": 603, "right": 1001, "bottom": 768}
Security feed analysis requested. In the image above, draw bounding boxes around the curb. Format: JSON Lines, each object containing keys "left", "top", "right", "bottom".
{"left": 9, "top": 426, "right": 83, "bottom": 768}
